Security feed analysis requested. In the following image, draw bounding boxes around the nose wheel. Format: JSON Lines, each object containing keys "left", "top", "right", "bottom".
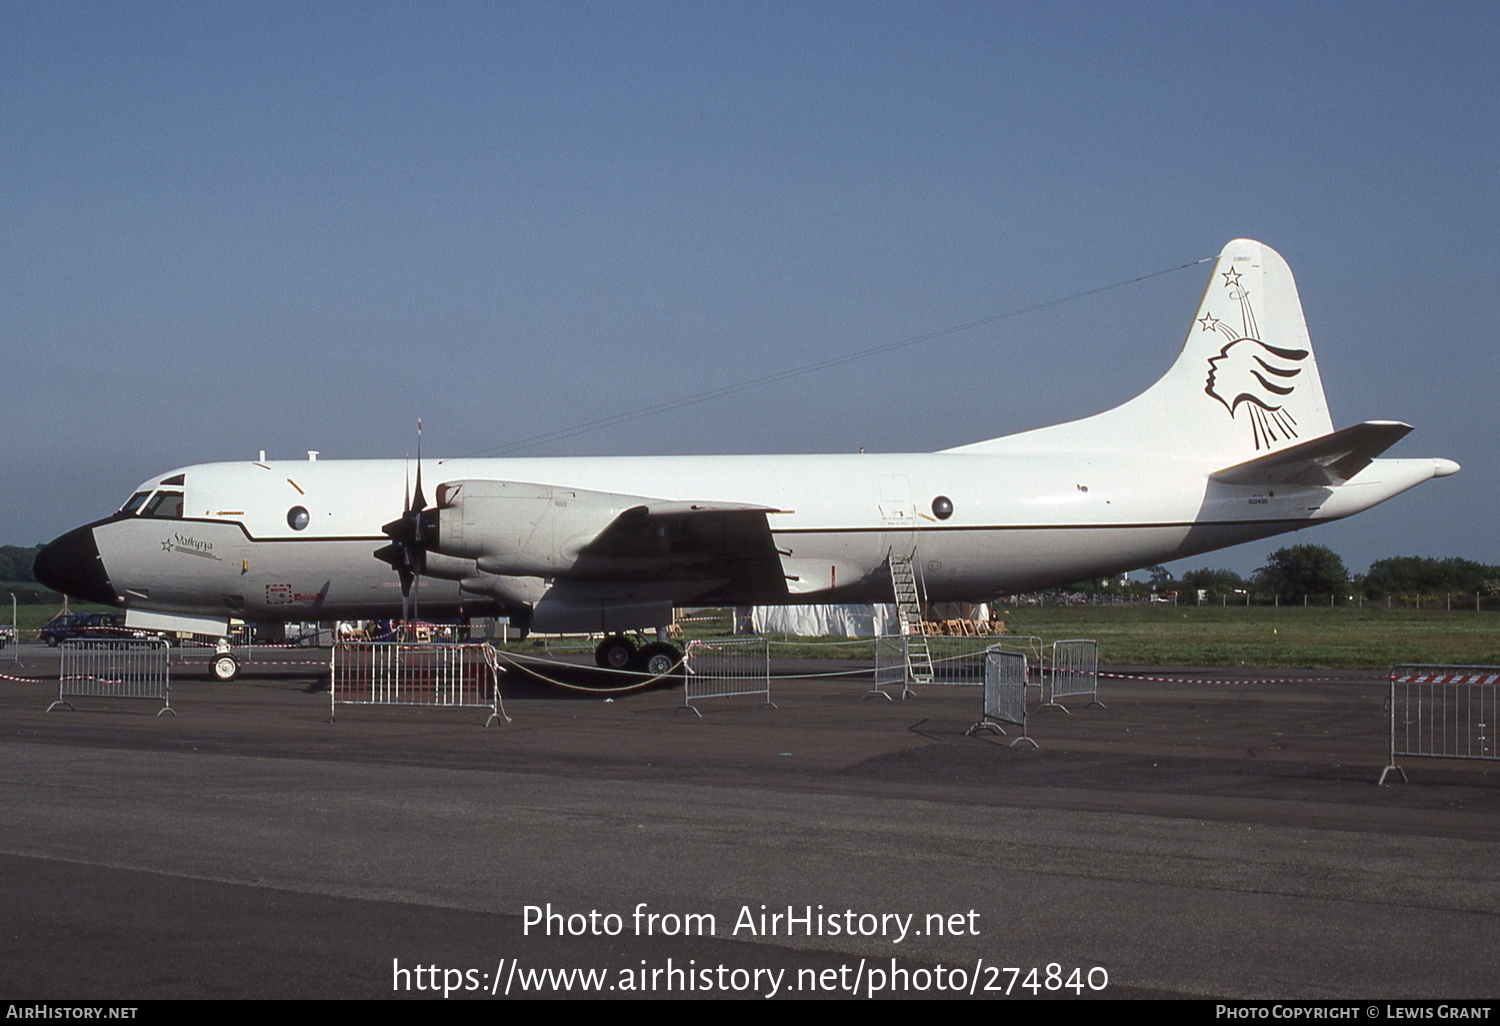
{"left": 211, "top": 643, "right": 239, "bottom": 682}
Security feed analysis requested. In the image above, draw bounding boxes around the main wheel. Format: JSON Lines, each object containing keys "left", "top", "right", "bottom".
{"left": 636, "top": 642, "right": 683, "bottom": 679}
{"left": 211, "top": 653, "right": 239, "bottom": 682}
{"left": 594, "top": 635, "right": 636, "bottom": 670}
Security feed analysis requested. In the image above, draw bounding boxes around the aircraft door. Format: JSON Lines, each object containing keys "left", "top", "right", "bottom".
{"left": 877, "top": 474, "right": 919, "bottom": 560}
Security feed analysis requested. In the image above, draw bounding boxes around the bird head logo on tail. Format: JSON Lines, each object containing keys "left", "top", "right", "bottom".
{"left": 1200, "top": 266, "right": 1309, "bottom": 451}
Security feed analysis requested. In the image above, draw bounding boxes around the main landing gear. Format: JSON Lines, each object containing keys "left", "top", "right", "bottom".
{"left": 593, "top": 633, "right": 683, "bottom": 678}
{"left": 638, "top": 641, "right": 683, "bottom": 678}
{"left": 594, "top": 634, "right": 636, "bottom": 670}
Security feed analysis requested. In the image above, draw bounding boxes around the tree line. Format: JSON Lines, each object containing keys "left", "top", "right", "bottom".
{"left": 1177, "top": 547, "right": 1500, "bottom": 605}
{"left": 1062, "top": 547, "right": 1500, "bottom": 605}
{"left": 0, "top": 545, "right": 42, "bottom": 584}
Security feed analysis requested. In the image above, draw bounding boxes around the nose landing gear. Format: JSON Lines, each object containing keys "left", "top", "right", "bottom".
{"left": 210, "top": 639, "right": 239, "bottom": 682}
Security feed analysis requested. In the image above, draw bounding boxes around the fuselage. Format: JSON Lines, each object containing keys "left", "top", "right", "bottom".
{"left": 33, "top": 448, "right": 1446, "bottom": 632}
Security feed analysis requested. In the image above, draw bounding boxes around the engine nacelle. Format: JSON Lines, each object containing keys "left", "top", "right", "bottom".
{"left": 433, "top": 480, "right": 646, "bottom": 576}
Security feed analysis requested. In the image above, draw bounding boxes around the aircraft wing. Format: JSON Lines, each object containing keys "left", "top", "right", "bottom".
{"left": 1209, "top": 421, "right": 1413, "bottom": 487}
{"left": 570, "top": 500, "right": 790, "bottom": 592}
{"left": 432, "top": 480, "right": 791, "bottom": 595}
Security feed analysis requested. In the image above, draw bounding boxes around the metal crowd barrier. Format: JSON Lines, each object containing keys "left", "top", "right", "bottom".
{"left": 680, "top": 637, "right": 774, "bottom": 717}
{"left": 1001, "top": 635, "right": 1046, "bottom": 687}
{"left": 925, "top": 637, "right": 994, "bottom": 685}
{"left": 3, "top": 597, "right": 17, "bottom": 662}
{"left": 1041, "top": 639, "right": 1104, "bottom": 713}
{"left": 867, "top": 634, "right": 914, "bottom": 700}
{"left": 868, "top": 633, "right": 1049, "bottom": 699}
{"left": 967, "top": 647, "right": 1036, "bottom": 747}
{"left": 1380, "top": 664, "right": 1500, "bottom": 785}
{"left": 330, "top": 641, "right": 508, "bottom": 726}
{"left": 50, "top": 638, "right": 174, "bottom": 716}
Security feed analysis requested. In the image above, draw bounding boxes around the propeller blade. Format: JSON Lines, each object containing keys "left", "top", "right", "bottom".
{"left": 412, "top": 419, "right": 426, "bottom": 514}
{"left": 378, "top": 419, "right": 432, "bottom": 624}
{"left": 380, "top": 513, "right": 415, "bottom": 545}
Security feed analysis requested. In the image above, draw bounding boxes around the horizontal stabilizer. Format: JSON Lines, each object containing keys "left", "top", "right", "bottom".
{"left": 1210, "top": 421, "right": 1412, "bottom": 486}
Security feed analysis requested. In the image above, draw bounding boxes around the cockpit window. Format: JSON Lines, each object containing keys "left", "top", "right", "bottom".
{"left": 120, "top": 491, "right": 151, "bottom": 515}
{"left": 160, "top": 474, "right": 185, "bottom": 486}
{"left": 141, "top": 491, "right": 184, "bottom": 519}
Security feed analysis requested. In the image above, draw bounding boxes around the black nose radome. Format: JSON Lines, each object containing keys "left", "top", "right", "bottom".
{"left": 34, "top": 524, "right": 117, "bottom": 606}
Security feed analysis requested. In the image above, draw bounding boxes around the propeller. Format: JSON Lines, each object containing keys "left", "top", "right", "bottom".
{"left": 374, "top": 420, "right": 434, "bottom": 622}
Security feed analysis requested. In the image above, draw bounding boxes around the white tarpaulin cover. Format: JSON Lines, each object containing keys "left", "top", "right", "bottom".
{"left": 748, "top": 604, "right": 899, "bottom": 637}
{"left": 744, "top": 603, "right": 993, "bottom": 637}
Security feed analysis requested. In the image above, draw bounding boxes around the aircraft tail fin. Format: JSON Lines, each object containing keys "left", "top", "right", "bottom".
{"left": 948, "top": 239, "right": 1337, "bottom": 461}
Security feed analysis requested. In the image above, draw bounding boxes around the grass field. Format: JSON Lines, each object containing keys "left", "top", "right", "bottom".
{"left": 6, "top": 600, "right": 1497, "bottom": 670}
{"left": 993, "top": 604, "right": 1500, "bottom": 669}
{"left": 663, "top": 605, "right": 1500, "bottom": 669}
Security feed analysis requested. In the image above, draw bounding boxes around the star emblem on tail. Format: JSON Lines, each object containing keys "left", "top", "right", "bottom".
{"left": 1201, "top": 272, "right": 1308, "bottom": 450}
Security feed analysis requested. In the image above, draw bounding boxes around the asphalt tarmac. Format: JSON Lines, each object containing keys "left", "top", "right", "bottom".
{"left": 2, "top": 643, "right": 1498, "bottom": 1000}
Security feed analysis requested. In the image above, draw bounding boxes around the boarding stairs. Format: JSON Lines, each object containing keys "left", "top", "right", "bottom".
{"left": 888, "top": 553, "right": 934, "bottom": 685}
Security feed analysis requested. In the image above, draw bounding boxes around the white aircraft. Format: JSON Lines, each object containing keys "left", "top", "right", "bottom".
{"left": 34, "top": 239, "right": 1457, "bottom": 680}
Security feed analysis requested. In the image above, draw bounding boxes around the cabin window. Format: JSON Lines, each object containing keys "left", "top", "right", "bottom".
{"left": 120, "top": 491, "right": 151, "bottom": 515}
{"left": 141, "top": 491, "right": 184, "bottom": 519}
{"left": 287, "top": 506, "right": 310, "bottom": 531}
{"left": 932, "top": 495, "right": 954, "bottom": 520}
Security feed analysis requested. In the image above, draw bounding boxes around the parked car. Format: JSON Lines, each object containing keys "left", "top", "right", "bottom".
{"left": 38, "top": 612, "right": 130, "bottom": 646}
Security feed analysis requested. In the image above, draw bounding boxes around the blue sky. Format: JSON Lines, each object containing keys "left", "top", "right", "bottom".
{"left": 4, "top": 1, "right": 1495, "bottom": 579}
